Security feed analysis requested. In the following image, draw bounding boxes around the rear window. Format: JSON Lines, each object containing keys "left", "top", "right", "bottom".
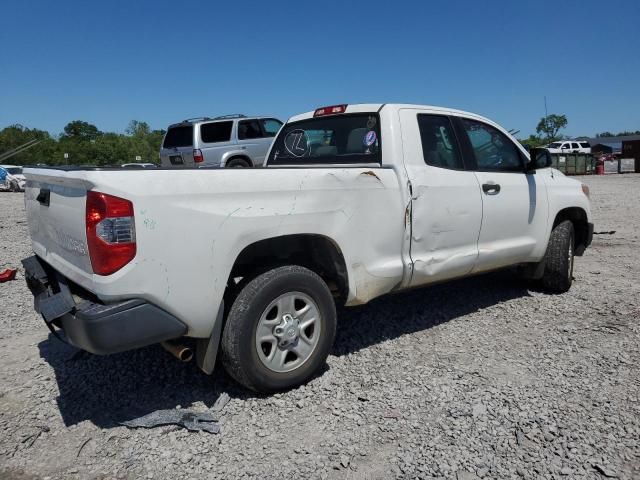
{"left": 579, "top": 142, "right": 590, "bottom": 148}
{"left": 200, "top": 121, "right": 233, "bottom": 143}
{"left": 163, "top": 126, "right": 193, "bottom": 148}
{"left": 267, "top": 113, "right": 381, "bottom": 165}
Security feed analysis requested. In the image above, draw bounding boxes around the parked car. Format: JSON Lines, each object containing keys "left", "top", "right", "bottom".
{"left": 546, "top": 141, "right": 591, "bottom": 154}
{"left": 0, "top": 165, "right": 26, "bottom": 191}
{"left": 21, "top": 103, "right": 593, "bottom": 393}
{"left": 159, "top": 114, "right": 283, "bottom": 168}
{"left": 121, "top": 163, "right": 157, "bottom": 169}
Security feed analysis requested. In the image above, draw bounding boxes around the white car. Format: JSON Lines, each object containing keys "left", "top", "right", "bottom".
{"left": 0, "top": 165, "right": 27, "bottom": 191}
{"left": 546, "top": 141, "right": 591, "bottom": 154}
{"left": 21, "top": 104, "right": 593, "bottom": 392}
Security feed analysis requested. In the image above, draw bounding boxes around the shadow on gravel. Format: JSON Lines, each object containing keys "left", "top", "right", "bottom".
{"left": 38, "top": 337, "right": 249, "bottom": 429}
{"left": 332, "top": 269, "right": 532, "bottom": 356}
{"left": 39, "top": 269, "right": 530, "bottom": 429}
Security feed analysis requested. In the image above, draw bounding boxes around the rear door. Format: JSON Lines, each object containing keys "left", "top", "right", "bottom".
{"left": 160, "top": 124, "right": 194, "bottom": 167}
{"left": 455, "top": 117, "right": 549, "bottom": 271}
{"left": 399, "top": 109, "right": 483, "bottom": 285}
{"left": 237, "top": 119, "right": 273, "bottom": 165}
{"left": 198, "top": 121, "right": 234, "bottom": 167}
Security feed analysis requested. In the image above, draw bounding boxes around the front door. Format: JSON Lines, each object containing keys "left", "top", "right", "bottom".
{"left": 399, "top": 109, "right": 483, "bottom": 286}
{"left": 455, "top": 117, "right": 549, "bottom": 272}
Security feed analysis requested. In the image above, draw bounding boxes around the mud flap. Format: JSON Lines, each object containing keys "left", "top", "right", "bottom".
{"left": 196, "top": 301, "right": 224, "bottom": 375}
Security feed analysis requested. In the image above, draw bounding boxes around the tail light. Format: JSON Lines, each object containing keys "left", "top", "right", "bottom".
{"left": 193, "top": 148, "right": 204, "bottom": 163}
{"left": 314, "top": 104, "right": 347, "bottom": 117}
{"left": 86, "top": 191, "right": 136, "bottom": 275}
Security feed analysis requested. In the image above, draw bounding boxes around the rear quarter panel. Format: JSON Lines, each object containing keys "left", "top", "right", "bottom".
{"left": 28, "top": 168, "right": 406, "bottom": 338}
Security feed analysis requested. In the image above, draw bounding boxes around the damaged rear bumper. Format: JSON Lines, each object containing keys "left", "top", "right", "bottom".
{"left": 21, "top": 255, "right": 187, "bottom": 355}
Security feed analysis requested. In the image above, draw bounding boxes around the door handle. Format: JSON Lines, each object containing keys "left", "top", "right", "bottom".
{"left": 482, "top": 183, "right": 501, "bottom": 195}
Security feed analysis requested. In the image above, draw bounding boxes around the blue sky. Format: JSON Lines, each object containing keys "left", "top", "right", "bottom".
{"left": 1, "top": 0, "right": 639, "bottom": 138}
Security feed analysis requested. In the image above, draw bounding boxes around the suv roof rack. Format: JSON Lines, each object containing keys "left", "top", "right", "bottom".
{"left": 212, "top": 114, "right": 247, "bottom": 120}
{"left": 182, "top": 116, "right": 213, "bottom": 123}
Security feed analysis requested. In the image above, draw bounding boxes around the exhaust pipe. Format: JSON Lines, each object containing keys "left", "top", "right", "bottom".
{"left": 161, "top": 341, "right": 193, "bottom": 362}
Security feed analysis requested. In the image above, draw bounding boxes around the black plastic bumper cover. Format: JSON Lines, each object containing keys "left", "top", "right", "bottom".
{"left": 22, "top": 255, "right": 187, "bottom": 355}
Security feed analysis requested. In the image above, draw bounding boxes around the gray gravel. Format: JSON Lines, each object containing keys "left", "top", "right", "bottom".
{"left": 1, "top": 174, "right": 639, "bottom": 480}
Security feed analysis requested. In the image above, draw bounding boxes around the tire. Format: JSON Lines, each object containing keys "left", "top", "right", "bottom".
{"left": 226, "top": 158, "right": 251, "bottom": 168}
{"left": 541, "top": 220, "right": 575, "bottom": 293}
{"left": 221, "top": 265, "right": 336, "bottom": 392}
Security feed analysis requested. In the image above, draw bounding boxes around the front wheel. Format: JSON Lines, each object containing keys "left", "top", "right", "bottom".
{"left": 541, "top": 220, "right": 575, "bottom": 293}
{"left": 221, "top": 265, "right": 337, "bottom": 392}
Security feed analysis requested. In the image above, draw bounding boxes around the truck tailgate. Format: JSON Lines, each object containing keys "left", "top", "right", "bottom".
{"left": 24, "top": 169, "right": 94, "bottom": 279}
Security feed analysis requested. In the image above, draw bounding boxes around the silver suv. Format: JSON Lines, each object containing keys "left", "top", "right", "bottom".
{"left": 160, "top": 115, "right": 282, "bottom": 168}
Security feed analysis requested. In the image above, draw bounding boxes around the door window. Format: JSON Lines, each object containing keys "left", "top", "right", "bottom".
{"left": 417, "top": 115, "right": 463, "bottom": 169}
{"left": 200, "top": 121, "right": 233, "bottom": 143}
{"left": 461, "top": 118, "right": 524, "bottom": 172}
{"left": 571, "top": 143, "right": 579, "bottom": 149}
{"left": 238, "top": 120, "right": 264, "bottom": 140}
{"left": 262, "top": 119, "right": 283, "bottom": 137}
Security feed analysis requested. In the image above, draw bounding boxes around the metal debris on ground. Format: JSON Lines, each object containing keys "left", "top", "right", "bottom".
{"left": 121, "top": 409, "right": 221, "bottom": 434}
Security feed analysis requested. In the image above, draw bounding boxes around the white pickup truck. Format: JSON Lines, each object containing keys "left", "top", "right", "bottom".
{"left": 22, "top": 104, "right": 593, "bottom": 392}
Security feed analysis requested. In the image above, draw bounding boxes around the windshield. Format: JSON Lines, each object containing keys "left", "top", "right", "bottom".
{"left": 549, "top": 142, "right": 562, "bottom": 149}
{"left": 267, "top": 113, "right": 381, "bottom": 165}
{"left": 163, "top": 125, "right": 193, "bottom": 148}
{"left": 5, "top": 167, "right": 22, "bottom": 175}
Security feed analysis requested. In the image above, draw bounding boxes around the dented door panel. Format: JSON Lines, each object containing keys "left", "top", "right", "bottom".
{"left": 398, "top": 109, "right": 482, "bottom": 286}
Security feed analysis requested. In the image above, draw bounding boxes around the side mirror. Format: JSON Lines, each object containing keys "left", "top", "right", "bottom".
{"left": 526, "top": 147, "right": 552, "bottom": 172}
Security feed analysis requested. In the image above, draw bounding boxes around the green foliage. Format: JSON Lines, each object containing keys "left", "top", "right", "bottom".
{"left": 518, "top": 134, "right": 545, "bottom": 150}
{"left": 595, "top": 130, "right": 640, "bottom": 138}
{"left": 62, "top": 120, "right": 101, "bottom": 141}
{"left": 0, "top": 121, "right": 165, "bottom": 166}
{"left": 536, "top": 114, "right": 568, "bottom": 141}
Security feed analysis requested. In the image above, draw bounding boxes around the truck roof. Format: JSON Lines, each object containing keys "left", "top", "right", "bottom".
{"left": 288, "top": 103, "right": 498, "bottom": 126}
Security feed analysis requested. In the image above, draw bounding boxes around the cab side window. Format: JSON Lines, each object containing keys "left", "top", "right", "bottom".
{"left": 460, "top": 118, "right": 524, "bottom": 172}
{"left": 417, "top": 114, "right": 463, "bottom": 169}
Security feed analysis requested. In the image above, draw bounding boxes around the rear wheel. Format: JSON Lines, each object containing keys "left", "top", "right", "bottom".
{"left": 226, "top": 158, "right": 251, "bottom": 168}
{"left": 221, "top": 265, "right": 336, "bottom": 392}
{"left": 541, "top": 220, "right": 575, "bottom": 293}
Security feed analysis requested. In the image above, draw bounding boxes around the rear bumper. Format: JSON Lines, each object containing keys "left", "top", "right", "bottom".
{"left": 22, "top": 255, "right": 186, "bottom": 355}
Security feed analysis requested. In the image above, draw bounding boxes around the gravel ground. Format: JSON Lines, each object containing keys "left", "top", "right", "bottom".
{"left": 1, "top": 174, "right": 639, "bottom": 480}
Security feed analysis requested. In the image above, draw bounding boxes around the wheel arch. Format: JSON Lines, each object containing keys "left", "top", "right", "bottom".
{"left": 221, "top": 152, "right": 253, "bottom": 167}
{"left": 552, "top": 207, "right": 589, "bottom": 256}
{"left": 227, "top": 233, "right": 349, "bottom": 304}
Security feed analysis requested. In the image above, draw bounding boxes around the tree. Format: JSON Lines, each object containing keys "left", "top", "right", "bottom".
{"left": 596, "top": 130, "right": 640, "bottom": 138}
{"left": 126, "top": 120, "right": 151, "bottom": 137}
{"left": 62, "top": 120, "right": 101, "bottom": 141}
{"left": 518, "top": 134, "right": 545, "bottom": 150}
{"left": 536, "top": 114, "right": 568, "bottom": 142}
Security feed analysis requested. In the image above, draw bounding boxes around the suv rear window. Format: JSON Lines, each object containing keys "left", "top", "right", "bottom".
{"left": 163, "top": 126, "right": 193, "bottom": 148}
{"left": 267, "top": 114, "right": 381, "bottom": 165}
{"left": 200, "top": 121, "right": 233, "bottom": 143}
{"left": 579, "top": 142, "right": 590, "bottom": 148}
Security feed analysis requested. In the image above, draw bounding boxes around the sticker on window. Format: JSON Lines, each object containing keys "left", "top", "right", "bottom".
{"left": 363, "top": 130, "right": 377, "bottom": 146}
{"left": 284, "top": 130, "right": 309, "bottom": 157}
